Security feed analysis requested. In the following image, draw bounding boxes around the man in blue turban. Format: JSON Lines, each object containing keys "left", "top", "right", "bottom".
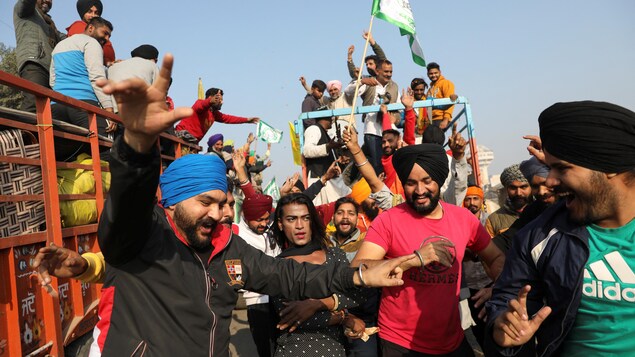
{"left": 207, "top": 133, "right": 224, "bottom": 154}
{"left": 88, "top": 54, "right": 414, "bottom": 356}
{"left": 158, "top": 153, "right": 228, "bottom": 251}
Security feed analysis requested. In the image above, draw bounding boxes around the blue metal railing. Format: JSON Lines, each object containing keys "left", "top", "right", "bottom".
{"left": 293, "top": 96, "right": 482, "bottom": 185}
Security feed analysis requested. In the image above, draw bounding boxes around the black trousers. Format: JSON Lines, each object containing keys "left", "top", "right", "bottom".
{"left": 381, "top": 338, "right": 474, "bottom": 357}
{"left": 19, "top": 62, "right": 50, "bottom": 113}
{"left": 247, "top": 302, "right": 278, "bottom": 357}
{"left": 51, "top": 100, "right": 110, "bottom": 162}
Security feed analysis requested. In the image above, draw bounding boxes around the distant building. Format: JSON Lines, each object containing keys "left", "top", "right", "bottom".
{"left": 477, "top": 145, "right": 494, "bottom": 186}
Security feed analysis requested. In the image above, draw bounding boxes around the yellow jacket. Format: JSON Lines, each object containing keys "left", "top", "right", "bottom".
{"left": 427, "top": 75, "right": 455, "bottom": 121}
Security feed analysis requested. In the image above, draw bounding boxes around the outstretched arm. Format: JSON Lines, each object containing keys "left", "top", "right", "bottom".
{"left": 342, "top": 127, "right": 383, "bottom": 193}
{"left": 95, "top": 54, "right": 193, "bottom": 265}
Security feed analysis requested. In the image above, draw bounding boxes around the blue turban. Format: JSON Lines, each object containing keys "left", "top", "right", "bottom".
{"left": 207, "top": 133, "right": 224, "bottom": 148}
{"left": 519, "top": 157, "right": 550, "bottom": 181}
{"left": 159, "top": 154, "right": 227, "bottom": 207}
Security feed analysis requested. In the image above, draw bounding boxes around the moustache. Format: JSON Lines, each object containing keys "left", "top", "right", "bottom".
{"left": 412, "top": 192, "right": 433, "bottom": 200}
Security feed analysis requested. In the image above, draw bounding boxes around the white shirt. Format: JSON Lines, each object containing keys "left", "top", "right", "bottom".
{"left": 303, "top": 125, "right": 330, "bottom": 159}
{"left": 237, "top": 219, "right": 281, "bottom": 305}
{"left": 344, "top": 82, "right": 400, "bottom": 137}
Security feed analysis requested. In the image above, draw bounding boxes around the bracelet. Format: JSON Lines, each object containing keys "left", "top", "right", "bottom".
{"left": 350, "top": 149, "right": 362, "bottom": 156}
{"left": 239, "top": 178, "right": 250, "bottom": 185}
{"left": 330, "top": 294, "right": 339, "bottom": 311}
{"left": 355, "top": 159, "right": 369, "bottom": 168}
{"left": 357, "top": 263, "right": 369, "bottom": 287}
{"left": 413, "top": 250, "right": 425, "bottom": 268}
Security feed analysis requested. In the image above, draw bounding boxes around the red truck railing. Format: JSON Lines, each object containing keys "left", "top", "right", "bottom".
{"left": 0, "top": 70, "right": 199, "bottom": 356}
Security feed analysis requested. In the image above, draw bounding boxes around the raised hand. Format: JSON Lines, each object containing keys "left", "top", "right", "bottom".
{"left": 400, "top": 89, "right": 415, "bottom": 110}
{"left": 323, "top": 161, "right": 342, "bottom": 181}
{"left": 32, "top": 243, "right": 88, "bottom": 286}
{"left": 493, "top": 285, "right": 552, "bottom": 347}
{"left": 342, "top": 125, "right": 359, "bottom": 150}
{"left": 448, "top": 123, "right": 467, "bottom": 160}
{"left": 96, "top": 54, "right": 193, "bottom": 153}
{"left": 362, "top": 31, "right": 376, "bottom": 45}
{"left": 347, "top": 45, "right": 355, "bottom": 60}
{"left": 523, "top": 135, "right": 546, "bottom": 164}
{"left": 280, "top": 173, "right": 300, "bottom": 195}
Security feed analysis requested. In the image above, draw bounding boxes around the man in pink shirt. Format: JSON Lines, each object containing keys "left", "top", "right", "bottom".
{"left": 175, "top": 87, "right": 259, "bottom": 144}
{"left": 352, "top": 143, "right": 504, "bottom": 356}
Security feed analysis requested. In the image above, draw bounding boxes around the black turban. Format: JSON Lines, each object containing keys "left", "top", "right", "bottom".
{"left": 76, "top": 0, "right": 103, "bottom": 18}
{"left": 392, "top": 144, "right": 449, "bottom": 188}
{"left": 131, "top": 44, "right": 159, "bottom": 60}
{"left": 421, "top": 125, "right": 445, "bottom": 146}
{"left": 539, "top": 101, "right": 635, "bottom": 173}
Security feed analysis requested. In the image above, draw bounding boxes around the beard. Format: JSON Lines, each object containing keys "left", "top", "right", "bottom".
{"left": 407, "top": 190, "right": 441, "bottom": 215}
{"left": 335, "top": 220, "right": 356, "bottom": 237}
{"left": 173, "top": 204, "right": 216, "bottom": 252}
{"left": 561, "top": 171, "right": 617, "bottom": 225}
{"left": 509, "top": 195, "right": 531, "bottom": 211}
{"left": 466, "top": 205, "right": 481, "bottom": 214}
{"left": 361, "top": 200, "right": 379, "bottom": 221}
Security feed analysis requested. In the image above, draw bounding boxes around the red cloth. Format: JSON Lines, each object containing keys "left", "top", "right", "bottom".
{"left": 242, "top": 194, "right": 273, "bottom": 221}
{"left": 403, "top": 108, "right": 416, "bottom": 145}
{"left": 239, "top": 181, "right": 257, "bottom": 199}
{"left": 381, "top": 111, "right": 393, "bottom": 132}
{"left": 175, "top": 99, "right": 250, "bottom": 142}
{"left": 316, "top": 201, "right": 336, "bottom": 228}
{"left": 67, "top": 20, "right": 116, "bottom": 64}
{"left": 166, "top": 96, "right": 175, "bottom": 111}
{"left": 365, "top": 201, "right": 490, "bottom": 354}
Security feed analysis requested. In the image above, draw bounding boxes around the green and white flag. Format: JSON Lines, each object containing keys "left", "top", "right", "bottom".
{"left": 256, "top": 120, "right": 283, "bottom": 144}
{"left": 371, "top": 0, "right": 426, "bottom": 67}
{"left": 263, "top": 177, "right": 281, "bottom": 204}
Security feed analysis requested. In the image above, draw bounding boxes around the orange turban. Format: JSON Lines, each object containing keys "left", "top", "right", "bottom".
{"left": 463, "top": 186, "right": 484, "bottom": 207}
{"left": 350, "top": 178, "right": 371, "bottom": 204}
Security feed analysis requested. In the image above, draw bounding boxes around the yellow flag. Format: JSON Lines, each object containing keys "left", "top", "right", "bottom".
{"left": 288, "top": 122, "right": 302, "bottom": 166}
{"left": 198, "top": 78, "right": 204, "bottom": 100}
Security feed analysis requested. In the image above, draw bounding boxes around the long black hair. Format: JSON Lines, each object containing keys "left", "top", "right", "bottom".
{"left": 272, "top": 193, "right": 327, "bottom": 250}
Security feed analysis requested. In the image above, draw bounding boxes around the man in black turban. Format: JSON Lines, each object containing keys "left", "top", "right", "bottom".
{"left": 488, "top": 101, "right": 635, "bottom": 357}
{"left": 392, "top": 143, "right": 449, "bottom": 214}
{"left": 353, "top": 142, "right": 505, "bottom": 356}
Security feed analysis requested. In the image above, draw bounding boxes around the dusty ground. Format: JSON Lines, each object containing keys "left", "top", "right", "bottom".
{"left": 228, "top": 308, "right": 258, "bottom": 356}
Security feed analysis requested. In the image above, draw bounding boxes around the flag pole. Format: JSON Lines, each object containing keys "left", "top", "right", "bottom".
{"left": 347, "top": 15, "right": 375, "bottom": 132}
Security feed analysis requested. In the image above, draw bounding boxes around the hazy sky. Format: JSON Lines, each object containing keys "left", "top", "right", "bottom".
{"left": 2, "top": 0, "right": 634, "bottom": 185}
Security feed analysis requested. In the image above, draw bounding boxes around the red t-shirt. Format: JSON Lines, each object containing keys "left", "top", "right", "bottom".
{"left": 365, "top": 201, "right": 490, "bottom": 354}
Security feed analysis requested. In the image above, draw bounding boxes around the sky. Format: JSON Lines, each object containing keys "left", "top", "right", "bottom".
{"left": 2, "top": 0, "right": 634, "bottom": 185}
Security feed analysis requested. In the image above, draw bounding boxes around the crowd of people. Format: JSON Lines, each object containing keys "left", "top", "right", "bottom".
{"left": 13, "top": 0, "right": 635, "bottom": 357}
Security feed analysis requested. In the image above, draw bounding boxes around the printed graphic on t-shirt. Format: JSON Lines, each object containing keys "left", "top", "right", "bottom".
{"left": 408, "top": 236, "right": 458, "bottom": 285}
{"left": 583, "top": 251, "right": 635, "bottom": 302}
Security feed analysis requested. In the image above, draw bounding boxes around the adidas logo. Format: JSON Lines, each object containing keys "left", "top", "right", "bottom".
{"left": 583, "top": 251, "right": 635, "bottom": 302}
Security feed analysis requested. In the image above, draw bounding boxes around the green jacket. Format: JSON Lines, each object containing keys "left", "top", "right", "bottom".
{"left": 13, "top": 0, "right": 65, "bottom": 72}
